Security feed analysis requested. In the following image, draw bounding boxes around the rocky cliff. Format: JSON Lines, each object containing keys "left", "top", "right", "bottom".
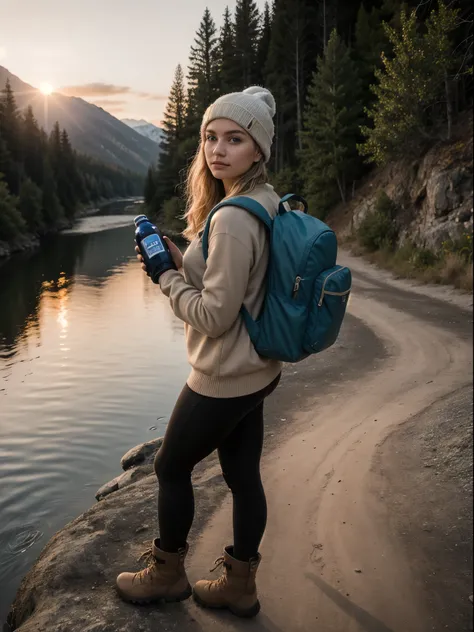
{"left": 333, "top": 113, "right": 473, "bottom": 251}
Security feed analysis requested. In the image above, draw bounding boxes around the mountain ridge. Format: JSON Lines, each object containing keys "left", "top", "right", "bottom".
{"left": 122, "top": 118, "right": 164, "bottom": 144}
{"left": 0, "top": 66, "right": 160, "bottom": 175}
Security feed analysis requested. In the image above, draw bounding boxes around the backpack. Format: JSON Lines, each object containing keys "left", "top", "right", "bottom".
{"left": 202, "top": 193, "right": 352, "bottom": 363}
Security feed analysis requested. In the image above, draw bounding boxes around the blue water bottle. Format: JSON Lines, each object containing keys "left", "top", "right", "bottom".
{"left": 134, "top": 215, "right": 176, "bottom": 283}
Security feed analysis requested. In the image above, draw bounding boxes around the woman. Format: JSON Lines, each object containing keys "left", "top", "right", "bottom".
{"left": 116, "top": 86, "right": 282, "bottom": 619}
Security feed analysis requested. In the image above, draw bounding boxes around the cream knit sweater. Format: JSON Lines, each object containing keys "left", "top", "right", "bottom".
{"left": 159, "top": 183, "right": 282, "bottom": 398}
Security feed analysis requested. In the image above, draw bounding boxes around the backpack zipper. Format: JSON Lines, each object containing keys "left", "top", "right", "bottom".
{"left": 318, "top": 267, "right": 351, "bottom": 307}
{"left": 292, "top": 231, "right": 331, "bottom": 300}
{"left": 292, "top": 276, "right": 302, "bottom": 299}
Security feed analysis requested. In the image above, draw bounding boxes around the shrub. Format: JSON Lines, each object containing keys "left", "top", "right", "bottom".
{"left": 410, "top": 247, "right": 439, "bottom": 269}
{"left": 442, "top": 233, "right": 473, "bottom": 264}
{"left": 357, "top": 190, "right": 398, "bottom": 252}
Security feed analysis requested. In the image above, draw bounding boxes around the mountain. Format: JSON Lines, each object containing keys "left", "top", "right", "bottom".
{"left": 0, "top": 66, "right": 160, "bottom": 175}
{"left": 122, "top": 119, "right": 164, "bottom": 145}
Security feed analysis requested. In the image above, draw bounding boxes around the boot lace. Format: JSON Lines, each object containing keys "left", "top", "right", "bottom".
{"left": 208, "top": 556, "right": 228, "bottom": 590}
{"left": 132, "top": 548, "right": 158, "bottom": 584}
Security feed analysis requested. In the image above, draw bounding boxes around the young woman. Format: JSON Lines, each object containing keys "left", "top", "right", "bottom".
{"left": 116, "top": 86, "right": 282, "bottom": 619}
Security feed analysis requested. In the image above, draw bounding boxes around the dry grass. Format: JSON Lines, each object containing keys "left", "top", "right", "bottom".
{"left": 346, "top": 237, "right": 474, "bottom": 293}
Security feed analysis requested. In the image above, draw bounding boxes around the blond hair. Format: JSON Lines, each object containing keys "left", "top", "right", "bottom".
{"left": 182, "top": 140, "right": 268, "bottom": 241}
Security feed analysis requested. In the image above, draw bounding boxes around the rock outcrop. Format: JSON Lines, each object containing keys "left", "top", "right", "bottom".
{"left": 121, "top": 438, "right": 163, "bottom": 471}
{"left": 340, "top": 115, "right": 473, "bottom": 250}
{"left": 95, "top": 438, "right": 164, "bottom": 501}
{"left": 6, "top": 440, "right": 225, "bottom": 632}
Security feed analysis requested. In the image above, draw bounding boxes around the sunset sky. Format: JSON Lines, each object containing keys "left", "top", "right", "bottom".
{"left": 1, "top": 0, "right": 267, "bottom": 126}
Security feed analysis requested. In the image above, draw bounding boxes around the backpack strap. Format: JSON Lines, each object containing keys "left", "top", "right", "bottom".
{"left": 201, "top": 196, "right": 272, "bottom": 340}
{"left": 201, "top": 196, "right": 272, "bottom": 262}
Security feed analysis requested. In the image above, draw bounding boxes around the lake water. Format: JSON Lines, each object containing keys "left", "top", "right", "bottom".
{"left": 0, "top": 201, "right": 189, "bottom": 622}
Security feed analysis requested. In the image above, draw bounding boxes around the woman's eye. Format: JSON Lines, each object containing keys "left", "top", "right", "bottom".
{"left": 230, "top": 137, "right": 241, "bottom": 143}
{"left": 206, "top": 135, "right": 216, "bottom": 141}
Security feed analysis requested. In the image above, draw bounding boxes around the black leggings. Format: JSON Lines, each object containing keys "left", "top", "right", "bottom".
{"left": 154, "top": 374, "right": 280, "bottom": 561}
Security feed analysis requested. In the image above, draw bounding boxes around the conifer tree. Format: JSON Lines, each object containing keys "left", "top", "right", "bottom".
{"left": 255, "top": 2, "right": 273, "bottom": 85}
{"left": 22, "top": 106, "right": 44, "bottom": 188}
{"left": 154, "top": 65, "right": 188, "bottom": 213}
{"left": 359, "top": 2, "right": 459, "bottom": 165}
{"left": 265, "top": 0, "right": 319, "bottom": 170}
{"left": 0, "top": 80, "right": 22, "bottom": 194}
{"left": 234, "top": 0, "right": 261, "bottom": 88}
{"left": 218, "top": 6, "right": 239, "bottom": 93}
{"left": 60, "top": 129, "right": 81, "bottom": 213}
{"left": 49, "top": 122, "right": 75, "bottom": 218}
{"left": 41, "top": 158, "right": 64, "bottom": 226}
{"left": 187, "top": 8, "right": 220, "bottom": 123}
{"left": 302, "top": 30, "right": 363, "bottom": 213}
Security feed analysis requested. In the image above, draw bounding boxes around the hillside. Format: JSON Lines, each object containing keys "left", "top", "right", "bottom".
{"left": 327, "top": 113, "right": 473, "bottom": 290}
{"left": 0, "top": 66, "right": 160, "bottom": 175}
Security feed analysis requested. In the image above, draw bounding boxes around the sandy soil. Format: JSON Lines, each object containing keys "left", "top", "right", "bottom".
{"left": 184, "top": 275, "right": 473, "bottom": 632}
{"left": 7, "top": 255, "right": 473, "bottom": 632}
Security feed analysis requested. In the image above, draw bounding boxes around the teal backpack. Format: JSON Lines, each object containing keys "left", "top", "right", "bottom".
{"left": 202, "top": 194, "right": 352, "bottom": 363}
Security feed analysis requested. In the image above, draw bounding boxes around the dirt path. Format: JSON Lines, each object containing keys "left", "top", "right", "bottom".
{"left": 184, "top": 265, "right": 473, "bottom": 632}
{"left": 7, "top": 255, "right": 473, "bottom": 632}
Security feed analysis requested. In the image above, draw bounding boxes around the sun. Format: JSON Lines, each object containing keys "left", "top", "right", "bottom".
{"left": 40, "top": 82, "right": 53, "bottom": 96}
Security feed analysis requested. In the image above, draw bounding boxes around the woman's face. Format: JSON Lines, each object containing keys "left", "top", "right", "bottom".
{"left": 204, "top": 118, "right": 262, "bottom": 188}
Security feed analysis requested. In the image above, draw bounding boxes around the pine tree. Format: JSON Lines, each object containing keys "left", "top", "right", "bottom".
{"left": 22, "top": 106, "right": 45, "bottom": 188}
{"left": 187, "top": 8, "right": 220, "bottom": 123}
{"left": 49, "top": 122, "right": 75, "bottom": 218}
{"left": 49, "top": 122, "right": 62, "bottom": 165}
{"left": 60, "top": 129, "right": 80, "bottom": 215}
{"left": 0, "top": 80, "right": 22, "bottom": 194}
{"left": 162, "top": 65, "right": 187, "bottom": 145}
{"left": 359, "top": 2, "right": 459, "bottom": 165}
{"left": 154, "top": 65, "right": 188, "bottom": 214}
{"left": 266, "top": 0, "right": 320, "bottom": 170}
{"left": 302, "top": 29, "right": 363, "bottom": 214}
{"left": 234, "top": 0, "right": 261, "bottom": 88}
{"left": 41, "top": 158, "right": 64, "bottom": 226}
{"left": 255, "top": 2, "right": 273, "bottom": 85}
{"left": 218, "top": 6, "right": 239, "bottom": 93}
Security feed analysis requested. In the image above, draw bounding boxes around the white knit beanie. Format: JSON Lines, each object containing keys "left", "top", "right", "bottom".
{"left": 201, "top": 86, "right": 276, "bottom": 163}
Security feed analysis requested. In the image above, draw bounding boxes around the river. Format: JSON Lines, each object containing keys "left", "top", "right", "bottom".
{"left": 0, "top": 200, "right": 189, "bottom": 622}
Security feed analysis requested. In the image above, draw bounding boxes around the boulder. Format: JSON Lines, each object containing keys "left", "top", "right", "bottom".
{"left": 95, "top": 465, "right": 153, "bottom": 501}
{"left": 120, "top": 437, "right": 163, "bottom": 471}
{"left": 95, "top": 479, "right": 119, "bottom": 501}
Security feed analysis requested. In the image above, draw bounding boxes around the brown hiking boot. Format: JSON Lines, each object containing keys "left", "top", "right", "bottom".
{"left": 193, "top": 546, "right": 261, "bottom": 618}
{"left": 116, "top": 539, "right": 191, "bottom": 604}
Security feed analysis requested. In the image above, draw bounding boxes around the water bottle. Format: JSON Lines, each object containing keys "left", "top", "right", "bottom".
{"left": 134, "top": 215, "right": 176, "bottom": 283}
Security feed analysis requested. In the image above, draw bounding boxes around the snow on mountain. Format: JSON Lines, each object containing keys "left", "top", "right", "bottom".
{"left": 122, "top": 119, "right": 164, "bottom": 144}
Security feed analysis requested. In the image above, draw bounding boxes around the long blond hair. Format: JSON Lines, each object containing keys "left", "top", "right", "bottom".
{"left": 182, "top": 139, "right": 268, "bottom": 241}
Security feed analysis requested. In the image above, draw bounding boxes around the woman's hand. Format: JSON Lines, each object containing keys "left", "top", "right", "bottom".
{"left": 135, "top": 246, "right": 149, "bottom": 275}
{"left": 135, "top": 236, "right": 183, "bottom": 276}
{"left": 163, "top": 236, "right": 184, "bottom": 270}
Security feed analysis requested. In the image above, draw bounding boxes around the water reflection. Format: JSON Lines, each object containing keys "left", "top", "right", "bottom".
{"left": 0, "top": 238, "right": 82, "bottom": 353}
{"left": 0, "top": 203, "right": 189, "bottom": 622}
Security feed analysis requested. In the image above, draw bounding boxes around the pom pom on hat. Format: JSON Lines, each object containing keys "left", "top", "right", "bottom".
{"left": 242, "top": 86, "right": 276, "bottom": 118}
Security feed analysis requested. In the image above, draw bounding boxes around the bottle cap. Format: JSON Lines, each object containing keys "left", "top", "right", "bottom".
{"left": 134, "top": 214, "right": 148, "bottom": 226}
